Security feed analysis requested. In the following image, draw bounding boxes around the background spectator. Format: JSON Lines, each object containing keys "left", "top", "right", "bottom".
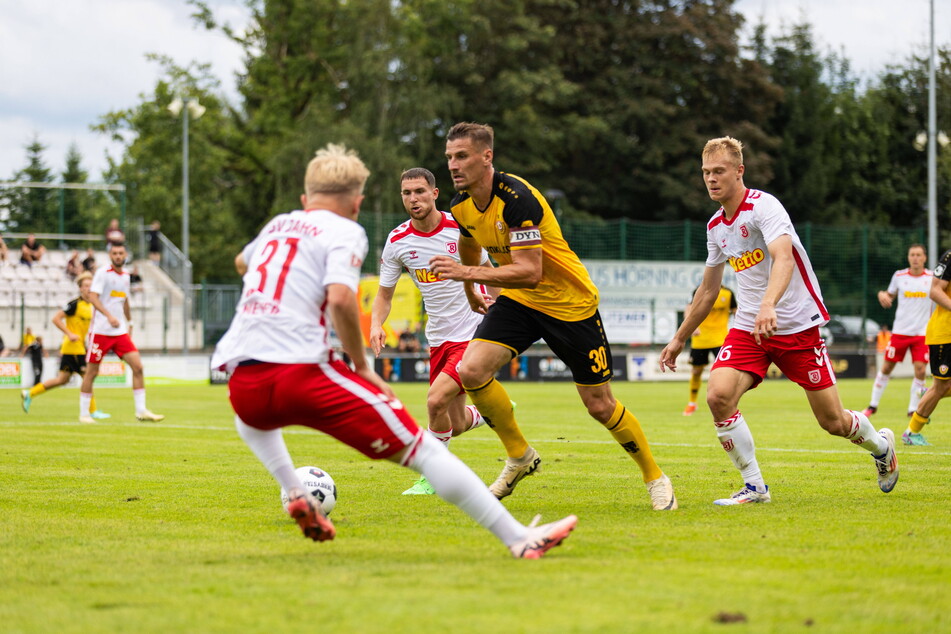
{"left": 20, "top": 234, "right": 46, "bottom": 266}
{"left": 397, "top": 329, "right": 422, "bottom": 353}
{"left": 23, "top": 336, "right": 45, "bottom": 386}
{"left": 147, "top": 220, "right": 162, "bottom": 264}
{"left": 105, "top": 218, "right": 125, "bottom": 250}
{"left": 82, "top": 247, "right": 97, "bottom": 273}
{"left": 0, "top": 234, "right": 8, "bottom": 264}
{"left": 21, "top": 327, "right": 35, "bottom": 350}
{"left": 65, "top": 250, "right": 83, "bottom": 280}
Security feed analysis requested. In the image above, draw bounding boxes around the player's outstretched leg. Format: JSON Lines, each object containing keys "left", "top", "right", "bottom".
{"left": 285, "top": 488, "right": 336, "bottom": 542}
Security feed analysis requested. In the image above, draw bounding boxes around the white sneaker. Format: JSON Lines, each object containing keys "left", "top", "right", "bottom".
{"left": 488, "top": 447, "right": 542, "bottom": 499}
{"left": 136, "top": 410, "right": 165, "bottom": 422}
{"left": 873, "top": 428, "right": 899, "bottom": 493}
{"left": 79, "top": 415, "right": 96, "bottom": 424}
{"left": 646, "top": 473, "right": 678, "bottom": 510}
{"left": 509, "top": 514, "right": 578, "bottom": 559}
{"left": 714, "top": 483, "right": 771, "bottom": 506}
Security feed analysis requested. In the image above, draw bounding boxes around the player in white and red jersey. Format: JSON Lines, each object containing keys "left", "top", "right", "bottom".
{"left": 80, "top": 242, "right": 163, "bottom": 423}
{"left": 211, "top": 144, "right": 575, "bottom": 557}
{"left": 864, "top": 244, "right": 933, "bottom": 417}
{"left": 660, "top": 136, "right": 898, "bottom": 504}
{"left": 369, "top": 168, "right": 496, "bottom": 495}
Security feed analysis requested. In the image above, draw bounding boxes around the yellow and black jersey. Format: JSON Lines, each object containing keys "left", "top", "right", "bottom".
{"left": 449, "top": 170, "right": 598, "bottom": 321}
{"left": 60, "top": 297, "right": 92, "bottom": 355}
{"left": 690, "top": 285, "right": 736, "bottom": 349}
{"left": 927, "top": 249, "right": 951, "bottom": 345}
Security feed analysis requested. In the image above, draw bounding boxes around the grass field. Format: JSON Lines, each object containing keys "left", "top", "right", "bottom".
{"left": 2, "top": 377, "right": 949, "bottom": 633}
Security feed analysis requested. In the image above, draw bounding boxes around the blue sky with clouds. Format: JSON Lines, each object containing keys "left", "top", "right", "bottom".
{"left": 1, "top": 0, "right": 947, "bottom": 181}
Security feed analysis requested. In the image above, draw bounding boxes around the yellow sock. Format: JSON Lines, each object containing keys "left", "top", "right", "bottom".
{"left": 603, "top": 400, "right": 663, "bottom": 482}
{"left": 465, "top": 378, "right": 528, "bottom": 459}
{"left": 90, "top": 396, "right": 98, "bottom": 415}
{"left": 29, "top": 383, "right": 47, "bottom": 397}
{"left": 909, "top": 412, "right": 929, "bottom": 433}
{"left": 688, "top": 374, "right": 701, "bottom": 403}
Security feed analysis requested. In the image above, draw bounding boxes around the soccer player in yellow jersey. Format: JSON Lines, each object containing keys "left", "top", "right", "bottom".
{"left": 429, "top": 122, "right": 676, "bottom": 510}
{"left": 20, "top": 272, "right": 109, "bottom": 418}
{"left": 905, "top": 248, "right": 951, "bottom": 445}
{"left": 682, "top": 285, "right": 736, "bottom": 415}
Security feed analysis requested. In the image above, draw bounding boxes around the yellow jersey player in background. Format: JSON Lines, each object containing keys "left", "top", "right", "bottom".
{"left": 21, "top": 272, "right": 109, "bottom": 418}
{"left": 430, "top": 121, "right": 676, "bottom": 510}
{"left": 683, "top": 285, "right": 736, "bottom": 415}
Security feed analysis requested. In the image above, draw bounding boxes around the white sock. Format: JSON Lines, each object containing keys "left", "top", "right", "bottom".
{"left": 235, "top": 416, "right": 300, "bottom": 493}
{"left": 133, "top": 388, "right": 147, "bottom": 414}
{"left": 845, "top": 410, "right": 888, "bottom": 455}
{"left": 869, "top": 372, "right": 890, "bottom": 408}
{"left": 80, "top": 392, "right": 92, "bottom": 417}
{"left": 909, "top": 378, "right": 927, "bottom": 413}
{"left": 402, "top": 433, "right": 526, "bottom": 545}
{"left": 465, "top": 405, "right": 485, "bottom": 431}
{"left": 715, "top": 411, "right": 766, "bottom": 492}
{"left": 429, "top": 427, "right": 452, "bottom": 448}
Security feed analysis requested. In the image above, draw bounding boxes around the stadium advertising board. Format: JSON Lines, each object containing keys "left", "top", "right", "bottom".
{"left": 0, "top": 360, "right": 21, "bottom": 386}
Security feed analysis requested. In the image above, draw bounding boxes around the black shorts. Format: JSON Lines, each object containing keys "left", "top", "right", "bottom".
{"left": 60, "top": 354, "right": 86, "bottom": 374}
{"left": 929, "top": 344, "right": 951, "bottom": 378}
{"left": 689, "top": 346, "right": 721, "bottom": 367}
{"left": 473, "top": 295, "right": 613, "bottom": 385}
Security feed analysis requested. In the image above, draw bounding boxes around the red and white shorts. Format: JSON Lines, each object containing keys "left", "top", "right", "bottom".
{"left": 228, "top": 361, "right": 421, "bottom": 461}
{"left": 429, "top": 340, "right": 469, "bottom": 393}
{"left": 711, "top": 326, "right": 836, "bottom": 391}
{"left": 884, "top": 333, "right": 928, "bottom": 364}
{"left": 86, "top": 333, "right": 138, "bottom": 364}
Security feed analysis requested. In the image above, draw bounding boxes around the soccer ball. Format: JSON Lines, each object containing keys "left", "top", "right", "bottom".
{"left": 280, "top": 466, "right": 337, "bottom": 515}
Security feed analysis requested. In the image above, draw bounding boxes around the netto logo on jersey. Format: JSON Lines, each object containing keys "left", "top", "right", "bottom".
{"left": 728, "top": 249, "right": 766, "bottom": 272}
{"left": 415, "top": 269, "right": 441, "bottom": 284}
{"left": 904, "top": 290, "right": 928, "bottom": 298}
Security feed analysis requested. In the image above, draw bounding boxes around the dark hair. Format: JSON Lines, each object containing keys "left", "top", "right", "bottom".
{"left": 908, "top": 243, "right": 926, "bottom": 254}
{"left": 109, "top": 242, "right": 126, "bottom": 250}
{"left": 400, "top": 167, "right": 436, "bottom": 188}
{"left": 447, "top": 122, "right": 494, "bottom": 151}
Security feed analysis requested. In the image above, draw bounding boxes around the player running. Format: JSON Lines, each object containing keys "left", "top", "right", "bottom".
{"left": 370, "top": 167, "right": 493, "bottom": 495}
{"left": 863, "top": 244, "right": 932, "bottom": 418}
{"left": 80, "top": 242, "right": 163, "bottom": 424}
{"left": 20, "top": 272, "right": 110, "bottom": 419}
{"left": 211, "top": 143, "right": 576, "bottom": 558}
{"left": 660, "top": 136, "right": 898, "bottom": 505}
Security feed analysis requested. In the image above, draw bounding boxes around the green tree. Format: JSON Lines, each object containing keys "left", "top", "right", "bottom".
{"left": 3, "top": 137, "right": 57, "bottom": 232}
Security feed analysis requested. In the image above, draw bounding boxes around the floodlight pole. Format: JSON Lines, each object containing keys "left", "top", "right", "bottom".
{"left": 927, "top": 0, "right": 937, "bottom": 267}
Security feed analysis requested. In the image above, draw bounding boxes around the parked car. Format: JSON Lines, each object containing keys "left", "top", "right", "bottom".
{"left": 822, "top": 315, "right": 881, "bottom": 346}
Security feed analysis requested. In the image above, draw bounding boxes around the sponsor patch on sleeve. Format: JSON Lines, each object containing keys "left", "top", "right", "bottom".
{"left": 510, "top": 226, "right": 541, "bottom": 248}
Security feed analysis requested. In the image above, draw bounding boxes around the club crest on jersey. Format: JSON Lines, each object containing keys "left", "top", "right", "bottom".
{"left": 447, "top": 242, "right": 457, "bottom": 254}
{"left": 728, "top": 249, "right": 766, "bottom": 272}
{"left": 496, "top": 221, "right": 505, "bottom": 233}
{"left": 740, "top": 224, "right": 749, "bottom": 238}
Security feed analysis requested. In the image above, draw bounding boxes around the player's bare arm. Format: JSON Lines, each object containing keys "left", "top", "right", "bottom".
{"left": 51, "top": 309, "right": 79, "bottom": 342}
{"left": 326, "top": 283, "right": 396, "bottom": 399}
{"left": 877, "top": 289, "right": 896, "bottom": 309}
{"left": 929, "top": 277, "right": 951, "bottom": 312}
{"left": 753, "top": 235, "right": 794, "bottom": 344}
{"left": 369, "top": 285, "right": 396, "bottom": 356}
{"left": 88, "top": 291, "right": 120, "bottom": 329}
{"left": 430, "top": 242, "right": 542, "bottom": 290}
{"left": 660, "top": 264, "right": 724, "bottom": 372}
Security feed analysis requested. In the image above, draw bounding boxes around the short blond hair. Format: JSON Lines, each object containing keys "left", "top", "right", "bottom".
{"left": 304, "top": 143, "right": 370, "bottom": 196}
{"left": 702, "top": 136, "right": 744, "bottom": 167}
{"left": 75, "top": 271, "right": 93, "bottom": 286}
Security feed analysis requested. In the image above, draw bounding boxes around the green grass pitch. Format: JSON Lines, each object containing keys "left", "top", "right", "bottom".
{"left": 2, "top": 377, "right": 949, "bottom": 632}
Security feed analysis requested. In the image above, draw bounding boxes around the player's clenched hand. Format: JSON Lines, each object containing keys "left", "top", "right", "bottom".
{"left": 752, "top": 305, "right": 777, "bottom": 345}
{"left": 429, "top": 255, "right": 465, "bottom": 281}
{"left": 355, "top": 366, "right": 396, "bottom": 400}
{"left": 369, "top": 326, "right": 386, "bottom": 357}
{"left": 658, "top": 340, "right": 684, "bottom": 373}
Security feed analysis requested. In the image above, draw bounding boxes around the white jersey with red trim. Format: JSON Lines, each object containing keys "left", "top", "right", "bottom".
{"left": 887, "top": 268, "right": 933, "bottom": 336}
{"left": 705, "top": 189, "right": 829, "bottom": 335}
{"left": 379, "top": 211, "right": 488, "bottom": 347}
{"left": 211, "top": 209, "right": 368, "bottom": 371}
{"left": 89, "top": 265, "right": 131, "bottom": 336}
